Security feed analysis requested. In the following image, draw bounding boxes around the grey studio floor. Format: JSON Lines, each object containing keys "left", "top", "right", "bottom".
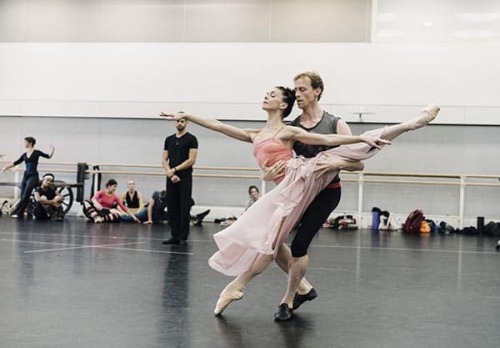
{"left": 1, "top": 216, "right": 499, "bottom": 348}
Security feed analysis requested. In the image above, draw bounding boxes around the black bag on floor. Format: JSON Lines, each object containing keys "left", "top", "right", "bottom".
{"left": 484, "top": 222, "right": 500, "bottom": 237}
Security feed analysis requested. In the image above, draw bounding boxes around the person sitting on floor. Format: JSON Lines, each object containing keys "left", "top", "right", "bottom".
{"left": 121, "top": 190, "right": 168, "bottom": 224}
{"left": 83, "top": 179, "right": 140, "bottom": 223}
{"left": 121, "top": 179, "right": 144, "bottom": 215}
{"left": 245, "top": 185, "right": 260, "bottom": 211}
{"left": 122, "top": 190, "right": 210, "bottom": 225}
{"left": 32, "top": 173, "right": 64, "bottom": 221}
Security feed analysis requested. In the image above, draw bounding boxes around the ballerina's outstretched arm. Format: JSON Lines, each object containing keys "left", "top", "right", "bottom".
{"left": 160, "top": 112, "right": 258, "bottom": 143}
{"left": 284, "top": 125, "right": 391, "bottom": 149}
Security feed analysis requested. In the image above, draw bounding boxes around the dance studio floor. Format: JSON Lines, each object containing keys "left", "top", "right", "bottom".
{"left": 1, "top": 216, "right": 499, "bottom": 348}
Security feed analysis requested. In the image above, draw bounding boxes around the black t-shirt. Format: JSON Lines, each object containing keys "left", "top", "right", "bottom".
{"left": 163, "top": 132, "right": 198, "bottom": 180}
{"left": 36, "top": 186, "right": 57, "bottom": 201}
{"left": 151, "top": 191, "right": 167, "bottom": 221}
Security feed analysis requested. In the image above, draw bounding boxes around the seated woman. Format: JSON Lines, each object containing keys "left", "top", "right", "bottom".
{"left": 83, "top": 179, "right": 140, "bottom": 223}
{"left": 120, "top": 179, "right": 144, "bottom": 215}
{"left": 245, "top": 185, "right": 260, "bottom": 211}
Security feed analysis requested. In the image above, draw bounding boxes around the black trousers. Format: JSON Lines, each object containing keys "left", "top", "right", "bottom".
{"left": 12, "top": 173, "right": 39, "bottom": 216}
{"left": 166, "top": 176, "right": 193, "bottom": 241}
{"left": 290, "top": 186, "right": 342, "bottom": 257}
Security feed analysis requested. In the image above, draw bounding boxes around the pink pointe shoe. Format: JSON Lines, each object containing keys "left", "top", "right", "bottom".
{"left": 408, "top": 105, "right": 440, "bottom": 130}
{"left": 213, "top": 290, "right": 244, "bottom": 316}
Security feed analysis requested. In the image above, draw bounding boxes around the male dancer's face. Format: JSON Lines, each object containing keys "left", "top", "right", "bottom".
{"left": 176, "top": 119, "right": 187, "bottom": 131}
{"left": 294, "top": 76, "right": 320, "bottom": 110}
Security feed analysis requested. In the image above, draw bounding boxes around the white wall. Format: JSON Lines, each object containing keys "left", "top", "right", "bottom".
{"left": 1, "top": 43, "right": 500, "bottom": 124}
{"left": 1, "top": 0, "right": 499, "bottom": 226}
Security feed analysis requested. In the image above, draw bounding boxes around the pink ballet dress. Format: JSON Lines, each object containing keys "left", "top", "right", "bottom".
{"left": 208, "top": 127, "right": 387, "bottom": 276}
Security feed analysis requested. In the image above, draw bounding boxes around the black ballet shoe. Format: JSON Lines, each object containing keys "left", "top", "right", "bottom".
{"left": 162, "top": 238, "right": 180, "bottom": 245}
{"left": 274, "top": 303, "right": 293, "bottom": 321}
{"left": 292, "top": 288, "right": 318, "bottom": 310}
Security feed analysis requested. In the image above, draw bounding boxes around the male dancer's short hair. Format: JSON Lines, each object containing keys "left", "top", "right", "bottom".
{"left": 293, "top": 71, "right": 324, "bottom": 101}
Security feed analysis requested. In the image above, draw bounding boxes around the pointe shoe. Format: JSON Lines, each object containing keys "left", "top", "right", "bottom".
{"left": 213, "top": 290, "right": 244, "bottom": 316}
{"left": 408, "top": 105, "right": 440, "bottom": 130}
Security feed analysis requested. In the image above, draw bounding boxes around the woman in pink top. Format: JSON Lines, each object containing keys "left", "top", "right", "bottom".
{"left": 160, "top": 86, "right": 439, "bottom": 316}
{"left": 83, "top": 179, "right": 140, "bottom": 223}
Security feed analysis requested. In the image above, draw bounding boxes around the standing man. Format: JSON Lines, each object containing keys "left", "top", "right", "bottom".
{"left": 273, "top": 71, "right": 362, "bottom": 321}
{"left": 162, "top": 117, "right": 198, "bottom": 245}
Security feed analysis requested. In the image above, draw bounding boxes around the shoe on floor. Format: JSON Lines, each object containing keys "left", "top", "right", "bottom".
{"left": 196, "top": 209, "right": 210, "bottom": 220}
{"left": 11, "top": 214, "right": 19, "bottom": 219}
{"left": 162, "top": 238, "right": 180, "bottom": 245}
{"left": 192, "top": 209, "right": 211, "bottom": 226}
{"left": 274, "top": 303, "right": 293, "bottom": 321}
{"left": 292, "top": 288, "right": 318, "bottom": 310}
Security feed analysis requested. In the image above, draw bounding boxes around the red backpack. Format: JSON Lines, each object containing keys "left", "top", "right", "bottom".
{"left": 403, "top": 210, "right": 425, "bottom": 233}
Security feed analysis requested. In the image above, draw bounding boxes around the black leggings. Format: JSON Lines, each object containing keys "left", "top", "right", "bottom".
{"left": 83, "top": 201, "right": 121, "bottom": 222}
{"left": 290, "top": 187, "right": 341, "bottom": 257}
{"left": 12, "top": 173, "right": 39, "bottom": 216}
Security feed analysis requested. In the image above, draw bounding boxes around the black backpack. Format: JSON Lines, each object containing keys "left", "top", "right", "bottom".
{"left": 484, "top": 222, "right": 500, "bottom": 237}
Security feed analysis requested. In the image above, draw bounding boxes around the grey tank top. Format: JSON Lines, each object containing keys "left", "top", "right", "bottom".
{"left": 289, "top": 111, "right": 341, "bottom": 184}
{"left": 289, "top": 111, "right": 340, "bottom": 158}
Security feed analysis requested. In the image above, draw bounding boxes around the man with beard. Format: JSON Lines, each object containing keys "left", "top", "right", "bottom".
{"left": 161, "top": 117, "right": 198, "bottom": 245}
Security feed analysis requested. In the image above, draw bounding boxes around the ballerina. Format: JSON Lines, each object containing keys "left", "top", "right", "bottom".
{"left": 160, "top": 86, "right": 439, "bottom": 318}
{"left": 1, "top": 137, "right": 55, "bottom": 219}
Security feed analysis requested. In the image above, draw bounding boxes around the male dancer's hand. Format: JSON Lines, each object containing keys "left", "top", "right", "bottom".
{"left": 361, "top": 136, "right": 391, "bottom": 149}
{"left": 170, "top": 174, "right": 181, "bottom": 183}
{"left": 261, "top": 160, "right": 286, "bottom": 181}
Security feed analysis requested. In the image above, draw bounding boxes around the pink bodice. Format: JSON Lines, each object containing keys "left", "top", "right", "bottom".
{"left": 252, "top": 137, "right": 292, "bottom": 184}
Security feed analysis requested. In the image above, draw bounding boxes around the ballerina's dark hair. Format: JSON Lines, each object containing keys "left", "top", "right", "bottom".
{"left": 276, "top": 86, "right": 296, "bottom": 118}
{"left": 24, "top": 137, "right": 36, "bottom": 146}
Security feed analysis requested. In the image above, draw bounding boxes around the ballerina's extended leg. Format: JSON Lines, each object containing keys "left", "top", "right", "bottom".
{"left": 406, "top": 105, "right": 440, "bottom": 130}
{"left": 213, "top": 247, "right": 314, "bottom": 316}
{"left": 382, "top": 105, "right": 440, "bottom": 141}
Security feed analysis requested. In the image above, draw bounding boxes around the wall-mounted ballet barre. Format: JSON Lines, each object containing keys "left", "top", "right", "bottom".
{"left": 2, "top": 161, "right": 499, "bottom": 228}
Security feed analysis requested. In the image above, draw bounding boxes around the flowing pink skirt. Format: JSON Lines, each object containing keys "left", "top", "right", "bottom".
{"left": 209, "top": 128, "right": 387, "bottom": 276}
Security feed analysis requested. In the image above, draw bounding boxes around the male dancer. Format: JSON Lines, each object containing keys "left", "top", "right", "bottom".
{"left": 273, "top": 71, "right": 356, "bottom": 321}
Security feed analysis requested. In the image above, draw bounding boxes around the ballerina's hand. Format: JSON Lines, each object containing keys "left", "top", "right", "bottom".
{"left": 361, "top": 136, "right": 391, "bottom": 149}
{"left": 159, "top": 111, "right": 185, "bottom": 120}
